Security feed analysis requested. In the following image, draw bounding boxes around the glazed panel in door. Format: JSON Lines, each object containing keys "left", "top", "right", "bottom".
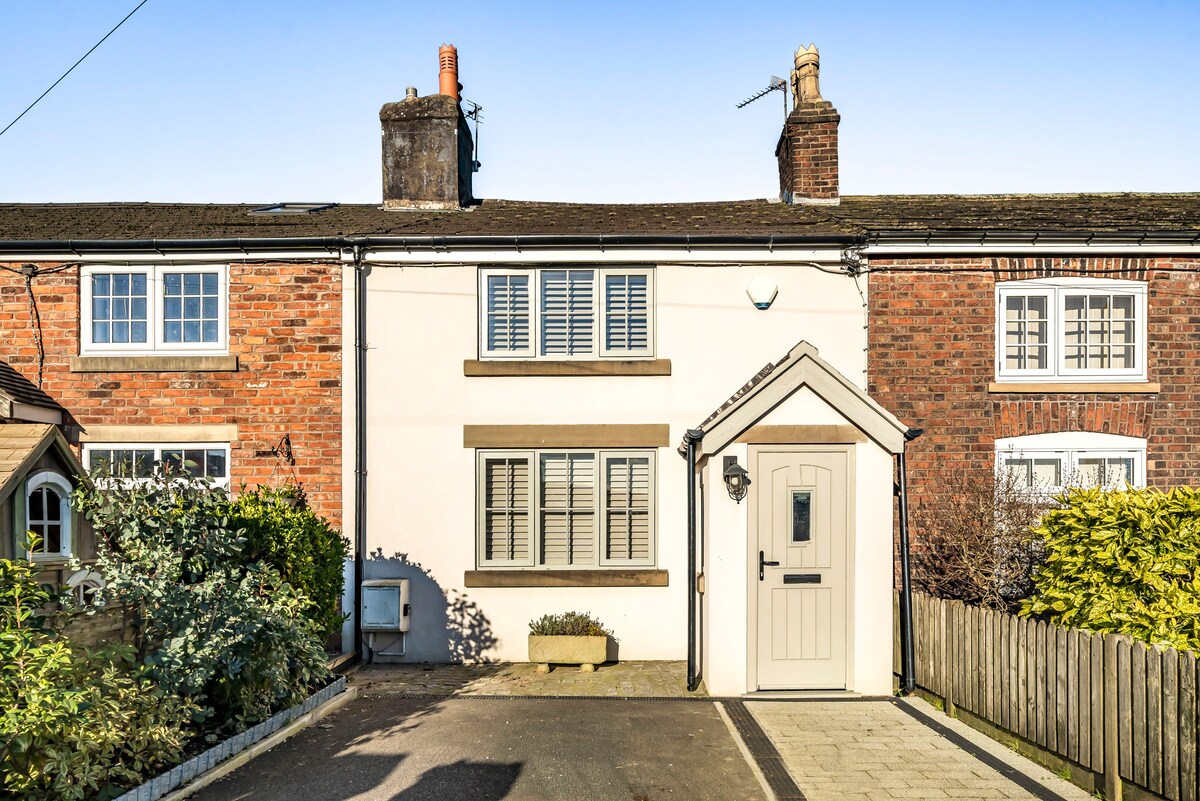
{"left": 754, "top": 449, "right": 849, "bottom": 690}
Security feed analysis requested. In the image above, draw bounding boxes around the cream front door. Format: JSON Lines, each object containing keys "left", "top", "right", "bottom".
{"left": 752, "top": 448, "right": 850, "bottom": 690}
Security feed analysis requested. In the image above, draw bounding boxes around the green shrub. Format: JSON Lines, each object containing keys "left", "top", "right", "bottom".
{"left": 1022, "top": 486, "right": 1200, "bottom": 651}
{"left": 73, "top": 465, "right": 331, "bottom": 733}
{"left": 0, "top": 552, "right": 195, "bottom": 800}
{"left": 225, "top": 486, "right": 350, "bottom": 640}
{"left": 528, "top": 611, "right": 613, "bottom": 638}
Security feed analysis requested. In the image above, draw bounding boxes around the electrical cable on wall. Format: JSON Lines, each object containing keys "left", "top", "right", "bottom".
{"left": 21, "top": 265, "right": 46, "bottom": 387}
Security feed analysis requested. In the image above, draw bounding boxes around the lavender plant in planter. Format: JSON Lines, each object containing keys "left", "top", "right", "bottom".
{"left": 528, "top": 612, "right": 614, "bottom": 673}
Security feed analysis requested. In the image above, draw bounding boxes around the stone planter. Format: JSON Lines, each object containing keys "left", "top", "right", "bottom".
{"left": 528, "top": 634, "right": 608, "bottom": 673}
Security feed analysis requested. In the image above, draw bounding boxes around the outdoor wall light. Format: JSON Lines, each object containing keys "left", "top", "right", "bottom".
{"left": 723, "top": 455, "right": 751, "bottom": 503}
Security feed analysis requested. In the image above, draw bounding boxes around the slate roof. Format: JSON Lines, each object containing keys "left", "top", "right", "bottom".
{"left": 0, "top": 200, "right": 853, "bottom": 242}
{"left": 0, "top": 362, "right": 64, "bottom": 413}
{"left": 836, "top": 193, "right": 1200, "bottom": 235}
{"left": 0, "top": 193, "right": 1197, "bottom": 244}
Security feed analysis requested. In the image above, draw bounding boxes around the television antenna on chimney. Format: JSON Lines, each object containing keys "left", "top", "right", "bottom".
{"left": 463, "top": 99, "right": 483, "bottom": 172}
{"left": 736, "top": 76, "right": 788, "bottom": 118}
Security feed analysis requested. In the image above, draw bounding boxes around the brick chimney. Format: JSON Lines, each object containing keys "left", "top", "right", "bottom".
{"left": 776, "top": 44, "right": 839, "bottom": 205}
{"left": 380, "top": 45, "right": 475, "bottom": 210}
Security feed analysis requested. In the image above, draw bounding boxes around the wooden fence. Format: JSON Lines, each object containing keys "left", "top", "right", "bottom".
{"left": 896, "top": 592, "right": 1199, "bottom": 801}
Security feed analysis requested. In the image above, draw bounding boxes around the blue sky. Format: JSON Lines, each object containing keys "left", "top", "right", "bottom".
{"left": 1, "top": 1, "right": 1197, "bottom": 203}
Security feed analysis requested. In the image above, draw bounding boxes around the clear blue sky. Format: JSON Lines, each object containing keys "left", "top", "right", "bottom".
{"left": 1, "top": 1, "right": 1197, "bottom": 203}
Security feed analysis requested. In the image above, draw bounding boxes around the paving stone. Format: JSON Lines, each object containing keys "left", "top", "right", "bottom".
{"left": 748, "top": 698, "right": 1095, "bottom": 801}
{"left": 352, "top": 660, "right": 702, "bottom": 698}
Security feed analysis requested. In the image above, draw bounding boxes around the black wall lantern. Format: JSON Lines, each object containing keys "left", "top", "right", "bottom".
{"left": 722, "top": 455, "right": 751, "bottom": 503}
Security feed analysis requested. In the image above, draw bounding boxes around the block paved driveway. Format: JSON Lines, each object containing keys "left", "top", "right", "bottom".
{"left": 193, "top": 693, "right": 1094, "bottom": 801}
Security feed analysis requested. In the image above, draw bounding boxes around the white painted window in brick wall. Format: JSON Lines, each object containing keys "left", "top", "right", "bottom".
{"left": 996, "top": 278, "right": 1146, "bottom": 382}
{"left": 996, "top": 432, "right": 1146, "bottom": 493}
{"left": 81, "top": 265, "right": 228, "bottom": 355}
{"left": 84, "top": 443, "right": 231, "bottom": 490}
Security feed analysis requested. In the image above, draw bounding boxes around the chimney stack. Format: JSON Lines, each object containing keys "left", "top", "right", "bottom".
{"left": 380, "top": 44, "right": 475, "bottom": 210}
{"left": 776, "top": 44, "right": 840, "bottom": 205}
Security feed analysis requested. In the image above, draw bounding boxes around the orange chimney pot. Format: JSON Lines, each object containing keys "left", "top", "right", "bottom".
{"left": 439, "top": 44, "right": 460, "bottom": 101}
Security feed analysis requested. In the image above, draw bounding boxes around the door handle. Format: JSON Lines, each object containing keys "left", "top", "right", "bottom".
{"left": 759, "top": 550, "right": 780, "bottom": 581}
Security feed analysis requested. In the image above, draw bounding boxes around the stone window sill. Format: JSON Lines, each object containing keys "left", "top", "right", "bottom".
{"left": 464, "top": 359, "right": 671, "bottom": 377}
{"left": 464, "top": 569, "right": 668, "bottom": 588}
{"left": 988, "top": 381, "right": 1159, "bottom": 394}
{"left": 70, "top": 355, "right": 239, "bottom": 373}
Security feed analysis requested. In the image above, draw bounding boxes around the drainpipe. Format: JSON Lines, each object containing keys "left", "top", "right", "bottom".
{"left": 352, "top": 243, "right": 368, "bottom": 661}
{"left": 897, "top": 426, "right": 924, "bottom": 694}
{"left": 684, "top": 428, "right": 704, "bottom": 692}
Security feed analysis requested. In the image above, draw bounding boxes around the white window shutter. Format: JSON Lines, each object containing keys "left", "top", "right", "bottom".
{"left": 540, "top": 270, "right": 595, "bottom": 356}
{"left": 485, "top": 274, "right": 531, "bottom": 354}
{"left": 539, "top": 453, "right": 595, "bottom": 565}
{"left": 604, "top": 456, "right": 651, "bottom": 562}
{"left": 483, "top": 457, "right": 531, "bottom": 562}
{"left": 604, "top": 273, "right": 650, "bottom": 353}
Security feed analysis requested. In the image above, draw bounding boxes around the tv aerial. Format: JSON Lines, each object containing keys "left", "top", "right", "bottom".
{"left": 736, "top": 75, "right": 788, "bottom": 118}
{"left": 463, "top": 99, "right": 483, "bottom": 172}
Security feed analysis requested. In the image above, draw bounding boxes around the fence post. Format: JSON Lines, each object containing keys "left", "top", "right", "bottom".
{"left": 1105, "top": 632, "right": 1124, "bottom": 801}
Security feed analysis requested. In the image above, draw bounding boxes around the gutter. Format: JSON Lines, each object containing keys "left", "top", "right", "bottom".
{"left": 0, "top": 232, "right": 856, "bottom": 257}
{"left": 864, "top": 228, "right": 1200, "bottom": 256}
{"left": 896, "top": 426, "right": 924, "bottom": 695}
{"left": 683, "top": 428, "right": 704, "bottom": 693}
{"left": 350, "top": 243, "right": 368, "bottom": 662}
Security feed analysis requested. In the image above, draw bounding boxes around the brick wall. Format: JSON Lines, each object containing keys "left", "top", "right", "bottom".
{"left": 869, "top": 256, "right": 1200, "bottom": 497}
{"left": 0, "top": 261, "right": 345, "bottom": 527}
{"left": 776, "top": 106, "right": 840, "bottom": 202}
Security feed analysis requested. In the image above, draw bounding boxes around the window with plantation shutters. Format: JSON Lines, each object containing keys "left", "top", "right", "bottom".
{"left": 475, "top": 449, "right": 657, "bottom": 569}
{"left": 540, "top": 270, "right": 595, "bottom": 356}
{"left": 480, "top": 456, "right": 533, "bottom": 565}
{"left": 479, "top": 268, "right": 653, "bottom": 359}
{"left": 485, "top": 274, "right": 532, "bottom": 355}
{"left": 602, "top": 454, "right": 653, "bottom": 566}
{"left": 539, "top": 453, "right": 595, "bottom": 565}
{"left": 603, "top": 274, "right": 650, "bottom": 355}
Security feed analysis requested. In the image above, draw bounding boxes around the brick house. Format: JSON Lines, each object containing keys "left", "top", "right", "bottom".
{"left": 0, "top": 241, "right": 347, "bottom": 523}
{"left": 864, "top": 242, "right": 1200, "bottom": 504}
{"left": 1, "top": 43, "right": 1196, "bottom": 694}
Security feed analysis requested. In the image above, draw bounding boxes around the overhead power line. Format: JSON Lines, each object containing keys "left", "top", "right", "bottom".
{"left": 0, "top": 0, "right": 153, "bottom": 140}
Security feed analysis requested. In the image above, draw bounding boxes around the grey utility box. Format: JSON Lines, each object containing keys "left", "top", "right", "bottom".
{"left": 361, "top": 578, "right": 411, "bottom": 632}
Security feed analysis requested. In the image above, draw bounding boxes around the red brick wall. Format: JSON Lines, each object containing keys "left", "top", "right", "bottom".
{"left": 0, "top": 261, "right": 345, "bottom": 527}
{"left": 776, "top": 106, "right": 840, "bottom": 202}
{"left": 869, "top": 256, "right": 1200, "bottom": 494}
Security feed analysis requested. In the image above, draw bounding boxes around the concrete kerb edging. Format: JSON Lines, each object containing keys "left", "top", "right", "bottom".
{"left": 115, "top": 677, "right": 356, "bottom": 801}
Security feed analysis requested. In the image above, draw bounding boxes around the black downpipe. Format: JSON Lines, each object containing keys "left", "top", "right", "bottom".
{"left": 684, "top": 428, "right": 704, "bottom": 692}
{"left": 352, "top": 245, "right": 368, "bottom": 661}
{"left": 897, "top": 427, "right": 924, "bottom": 694}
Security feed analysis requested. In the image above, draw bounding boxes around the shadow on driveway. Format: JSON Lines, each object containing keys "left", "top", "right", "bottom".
{"left": 194, "top": 696, "right": 765, "bottom": 801}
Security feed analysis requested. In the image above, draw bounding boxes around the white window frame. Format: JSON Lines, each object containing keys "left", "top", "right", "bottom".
{"left": 995, "top": 432, "right": 1147, "bottom": 493}
{"left": 81, "top": 264, "right": 229, "bottom": 356}
{"left": 82, "top": 443, "right": 232, "bottom": 490}
{"left": 25, "top": 470, "right": 73, "bottom": 561}
{"left": 475, "top": 448, "right": 657, "bottom": 569}
{"left": 478, "top": 267, "right": 655, "bottom": 360}
{"left": 995, "top": 278, "right": 1147, "bottom": 383}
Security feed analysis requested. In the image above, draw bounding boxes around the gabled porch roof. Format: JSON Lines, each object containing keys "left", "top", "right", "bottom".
{"left": 0, "top": 424, "right": 86, "bottom": 505}
{"left": 684, "top": 341, "right": 910, "bottom": 457}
